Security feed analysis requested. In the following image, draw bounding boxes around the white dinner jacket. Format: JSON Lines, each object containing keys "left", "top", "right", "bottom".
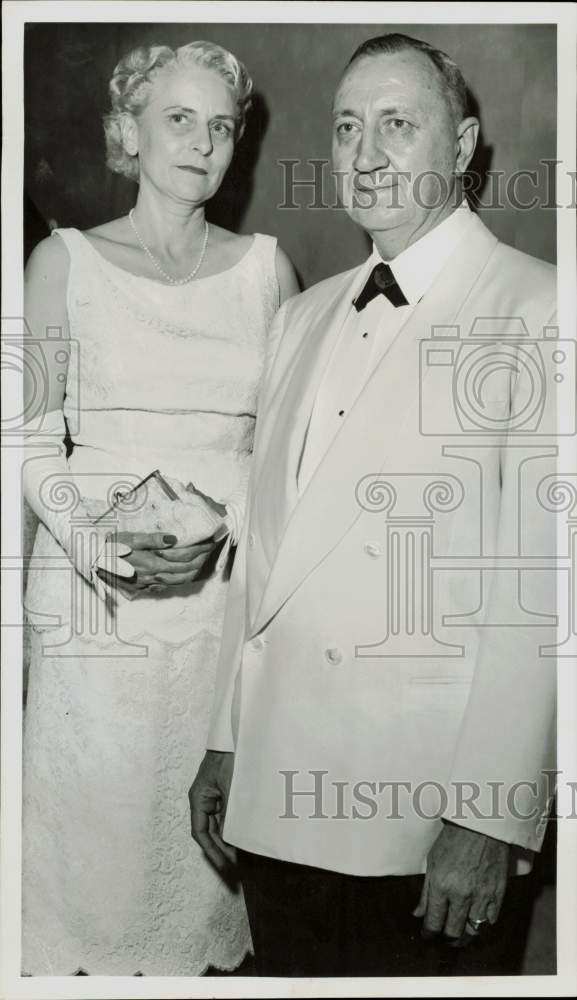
{"left": 208, "top": 214, "right": 559, "bottom": 876}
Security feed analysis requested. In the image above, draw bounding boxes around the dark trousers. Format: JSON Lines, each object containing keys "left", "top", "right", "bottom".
{"left": 238, "top": 849, "right": 542, "bottom": 977}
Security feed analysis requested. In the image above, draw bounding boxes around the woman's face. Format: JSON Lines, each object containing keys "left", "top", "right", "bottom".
{"left": 130, "top": 65, "right": 237, "bottom": 204}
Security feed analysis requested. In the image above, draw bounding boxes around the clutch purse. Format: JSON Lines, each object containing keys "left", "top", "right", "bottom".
{"left": 86, "top": 471, "right": 229, "bottom": 602}
{"left": 92, "top": 469, "right": 179, "bottom": 524}
{"left": 91, "top": 469, "right": 227, "bottom": 545}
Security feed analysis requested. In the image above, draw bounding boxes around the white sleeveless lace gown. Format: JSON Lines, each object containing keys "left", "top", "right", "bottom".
{"left": 22, "top": 229, "right": 279, "bottom": 975}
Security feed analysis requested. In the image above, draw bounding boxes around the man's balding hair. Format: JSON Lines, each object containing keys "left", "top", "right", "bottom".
{"left": 346, "top": 33, "right": 470, "bottom": 126}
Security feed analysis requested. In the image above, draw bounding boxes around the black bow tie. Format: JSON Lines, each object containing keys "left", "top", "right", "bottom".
{"left": 353, "top": 262, "right": 409, "bottom": 311}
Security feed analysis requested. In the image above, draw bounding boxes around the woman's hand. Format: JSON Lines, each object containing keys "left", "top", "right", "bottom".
{"left": 97, "top": 530, "right": 217, "bottom": 594}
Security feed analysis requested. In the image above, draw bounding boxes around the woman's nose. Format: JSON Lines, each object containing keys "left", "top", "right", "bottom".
{"left": 189, "top": 122, "right": 213, "bottom": 156}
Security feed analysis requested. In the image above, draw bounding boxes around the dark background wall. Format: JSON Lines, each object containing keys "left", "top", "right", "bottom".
{"left": 25, "top": 22, "right": 556, "bottom": 280}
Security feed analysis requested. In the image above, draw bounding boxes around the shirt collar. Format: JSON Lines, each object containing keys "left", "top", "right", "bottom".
{"left": 368, "top": 201, "right": 474, "bottom": 306}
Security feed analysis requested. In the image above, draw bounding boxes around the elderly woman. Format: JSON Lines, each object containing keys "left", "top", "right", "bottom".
{"left": 21, "top": 40, "right": 298, "bottom": 976}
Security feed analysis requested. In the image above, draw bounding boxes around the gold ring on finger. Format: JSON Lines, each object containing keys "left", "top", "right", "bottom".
{"left": 466, "top": 917, "right": 488, "bottom": 932}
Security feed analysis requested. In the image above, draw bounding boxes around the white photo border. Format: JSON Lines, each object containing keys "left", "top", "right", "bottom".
{"left": 2, "top": 2, "right": 576, "bottom": 998}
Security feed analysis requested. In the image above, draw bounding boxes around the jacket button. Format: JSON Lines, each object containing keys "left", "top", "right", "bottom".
{"left": 325, "top": 647, "right": 342, "bottom": 665}
{"left": 364, "top": 542, "right": 382, "bottom": 557}
{"left": 251, "top": 636, "right": 264, "bottom": 651}
{"left": 248, "top": 533, "right": 256, "bottom": 549}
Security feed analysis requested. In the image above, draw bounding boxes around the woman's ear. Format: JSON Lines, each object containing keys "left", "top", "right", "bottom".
{"left": 120, "top": 114, "right": 139, "bottom": 157}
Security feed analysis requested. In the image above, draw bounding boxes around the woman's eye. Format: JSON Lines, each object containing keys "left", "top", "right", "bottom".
{"left": 169, "top": 113, "right": 189, "bottom": 125}
{"left": 211, "top": 122, "right": 232, "bottom": 138}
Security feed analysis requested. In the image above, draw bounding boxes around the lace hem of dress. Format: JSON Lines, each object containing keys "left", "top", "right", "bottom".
{"left": 22, "top": 943, "right": 253, "bottom": 978}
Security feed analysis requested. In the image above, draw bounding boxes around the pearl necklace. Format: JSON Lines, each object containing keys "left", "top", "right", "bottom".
{"left": 128, "top": 209, "right": 209, "bottom": 285}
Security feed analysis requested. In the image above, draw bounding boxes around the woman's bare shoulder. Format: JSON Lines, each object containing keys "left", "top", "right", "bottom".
{"left": 84, "top": 216, "right": 131, "bottom": 249}
{"left": 204, "top": 224, "right": 255, "bottom": 272}
{"left": 209, "top": 224, "right": 253, "bottom": 251}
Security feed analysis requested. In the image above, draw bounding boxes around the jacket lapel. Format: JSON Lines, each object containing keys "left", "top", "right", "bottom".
{"left": 251, "top": 265, "right": 366, "bottom": 560}
{"left": 245, "top": 265, "right": 364, "bottom": 625}
{"left": 250, "top": 216, "right": 498, "bottom": 636}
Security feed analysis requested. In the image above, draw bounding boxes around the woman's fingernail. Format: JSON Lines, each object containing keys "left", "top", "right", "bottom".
{"left": 163, "top": 535, "right": 177, "bottom": 544}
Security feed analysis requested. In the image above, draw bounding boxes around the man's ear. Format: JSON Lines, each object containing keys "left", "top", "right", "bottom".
{"left": 455, "top": 117, "right": 479, "bottom": 174}
{"left": 119, "top": 114, "right": 139, "bottom": 157}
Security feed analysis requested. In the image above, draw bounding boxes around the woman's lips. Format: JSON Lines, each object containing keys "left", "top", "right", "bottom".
{"left": 176, "top": 165, "right": 208, "bottom": 175}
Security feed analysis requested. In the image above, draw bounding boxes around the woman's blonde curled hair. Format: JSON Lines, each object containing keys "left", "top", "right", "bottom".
{"left": 103, "top": 40, "right": 253, "bottom": 182}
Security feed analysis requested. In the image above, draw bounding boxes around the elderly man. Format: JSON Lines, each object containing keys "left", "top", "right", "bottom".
{"left": 190, "top": 33, "right": 557, "bottom": 976}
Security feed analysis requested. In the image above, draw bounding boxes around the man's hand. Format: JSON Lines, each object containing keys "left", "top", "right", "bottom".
{"left": 414, "top": 822, "right": 510, "bottom": 942}
{"left": 189, "top": 751, "right": 237, "bottom": 872}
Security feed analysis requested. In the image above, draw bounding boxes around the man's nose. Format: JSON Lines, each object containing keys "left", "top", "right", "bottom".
{"left": 353, "top": 127, "right": 390, "bottom": 174}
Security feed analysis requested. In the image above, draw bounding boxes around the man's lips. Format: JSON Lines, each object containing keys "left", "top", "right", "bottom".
{"left": 355, "top": 178, "right": 399, "bottom": 191}
{"left": 176, "top": 165, "right": 208, "bottom": 175}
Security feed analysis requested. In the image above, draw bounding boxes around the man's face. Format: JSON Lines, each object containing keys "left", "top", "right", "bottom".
{"left": 332, "top": 50, "right": 474, "bottom": 247}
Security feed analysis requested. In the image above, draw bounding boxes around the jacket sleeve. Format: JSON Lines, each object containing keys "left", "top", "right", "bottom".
{"left": 444, "top": 317, "right": 559, "bottom": 850}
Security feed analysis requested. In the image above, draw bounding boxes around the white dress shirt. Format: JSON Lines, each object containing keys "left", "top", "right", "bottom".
{"left": 297, "top": 203, "right": 475, "bottom": 491}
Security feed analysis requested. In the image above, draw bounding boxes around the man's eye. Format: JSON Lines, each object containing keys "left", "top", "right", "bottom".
{"left": 385, "top": 119, "right": 412, "bottom": 132}
{"left": 336, "top": 121, "right": 359, "bottom": 135}
{"left": 169, "top": 113, "right": 188, "bottom": 125}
